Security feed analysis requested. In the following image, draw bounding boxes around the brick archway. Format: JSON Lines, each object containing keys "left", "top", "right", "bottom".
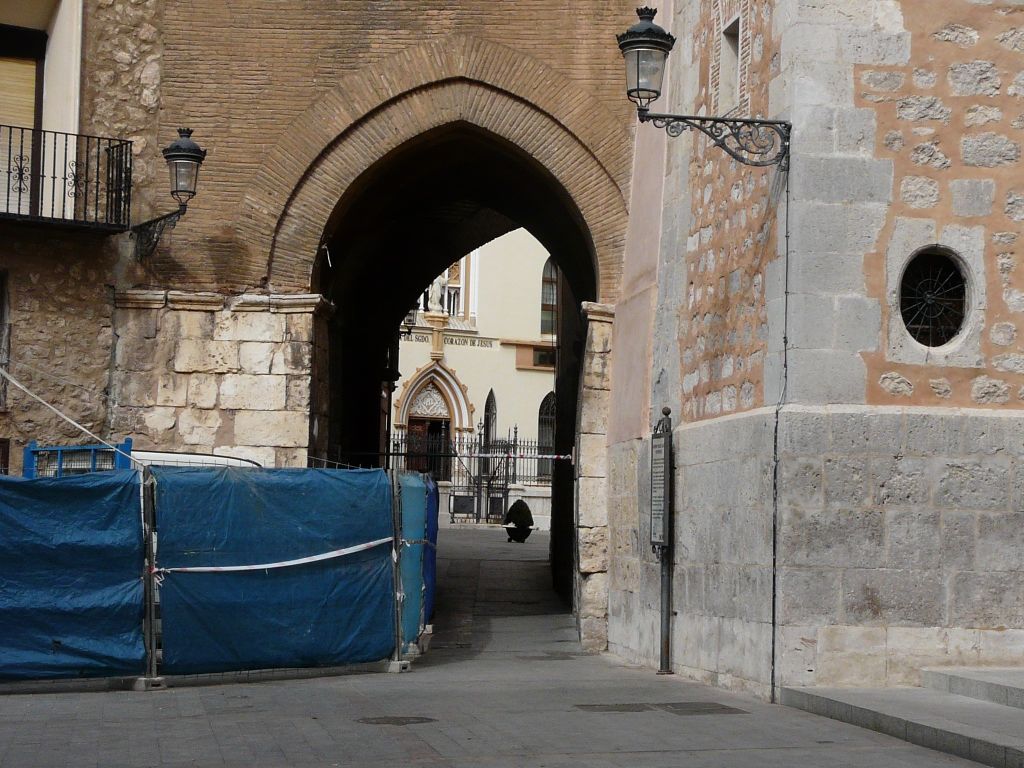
{"left": 236, "top": 34, "right": 631, "bottom": 302}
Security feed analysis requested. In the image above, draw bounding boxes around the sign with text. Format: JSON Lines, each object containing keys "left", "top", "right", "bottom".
{"left": 650, "top": 431, "right": 671, "bottom": 546}
{"left": 407, "top": 333, "right": 494, "bottom": 348}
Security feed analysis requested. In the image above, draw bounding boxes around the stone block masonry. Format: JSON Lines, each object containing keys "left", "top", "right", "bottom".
{"left": 109, "top": 291, "right": 329, "bottom": 467}
{"left": 576, "top": 303, "right": 615, "bottom": 652}
{"left": 609, "top": 410, "right": 776, "bottom": 698}
{"left": 609, "top": 403, "right": 1024, "bottom": 697}
{"left": 777, "top": 405, "right": 1024, "bottom": 689}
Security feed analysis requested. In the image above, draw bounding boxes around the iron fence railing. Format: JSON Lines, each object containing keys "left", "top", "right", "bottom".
{"left": 316, "top": 430, "right": 557, "bottom": 523}
{"left": 383, "top": 431, "right": 554, "bottom": 487}
{"left": 0, "top": 124, "right": 132, "bottom": 229}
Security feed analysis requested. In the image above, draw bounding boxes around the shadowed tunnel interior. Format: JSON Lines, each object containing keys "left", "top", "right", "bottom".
{"left": 311, "top": 123, "right": 599, "bottom": 603}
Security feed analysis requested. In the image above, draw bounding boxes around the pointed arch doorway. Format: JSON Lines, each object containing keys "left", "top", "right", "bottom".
{"left": 394, "top": 363, "right": 475, "bottom": 481}
{"left": 406, "top": 383, "right": 452, "bottom": 481}
{"left": 255, "top": 36, "right": 627, "bottom": 638}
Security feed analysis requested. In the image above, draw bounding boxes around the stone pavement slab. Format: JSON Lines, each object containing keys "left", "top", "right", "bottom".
{"left": 0, "top": 528, "right": 980, "bottom": 767}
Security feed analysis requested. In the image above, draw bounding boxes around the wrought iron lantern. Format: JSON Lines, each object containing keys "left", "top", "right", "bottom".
{"left": 162, "top": 128, "right": 207, "bottom": 212}
{"left": 132, "top": 127, "right": 208, "bottom": 260}
{"left": 617, "top": 8, "right": 791, "bottom": 169}
{"left": 616, "top": 7, "right": 676, "bottom": 109}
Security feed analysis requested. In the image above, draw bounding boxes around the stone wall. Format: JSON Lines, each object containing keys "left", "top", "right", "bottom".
{"left": 608, "top": 0, "right": 1024, "bottom": 696}
{"left": 777, "top": 405, "right": 1024, "bottom": 687}
{"left": 608, "top": 410, "right": 775, "bottom": 697}
{"left": 858, "top": 2, "right": 1024, "bottom": 409}
{"left": 576, "top": 303, "right": 614, "bottom": 651}
{"left": 82, "top": 0, "right": 165, "bottom": 222}
{"left": 108, "top": 290, "right": 326, "bottom": 467}
{"left": 611, "top": 403, "right": 1024, "bottom": 694}
{"left": 0, "top": 225, "right": 119, "bottom": 476}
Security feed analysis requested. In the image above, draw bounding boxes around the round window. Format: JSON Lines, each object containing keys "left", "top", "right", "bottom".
{"left": 899, "top": 249, "right": 967, "bottom": 347}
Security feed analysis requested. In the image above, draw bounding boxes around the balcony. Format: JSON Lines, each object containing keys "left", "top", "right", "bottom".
{"left": 1, "top": 124, "right": 132, "bottom": 231}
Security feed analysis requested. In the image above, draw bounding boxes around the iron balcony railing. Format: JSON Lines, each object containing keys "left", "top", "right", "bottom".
{"left": 1, "top": 124, "right": 132, "bottom": 230}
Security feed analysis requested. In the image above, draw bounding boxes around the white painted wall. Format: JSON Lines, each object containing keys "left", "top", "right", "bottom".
{"left": 42, "top": 0, "right": 82, "bottom": 135}
{"left": 396, "top": 228, "right": 557, "bottom": 443}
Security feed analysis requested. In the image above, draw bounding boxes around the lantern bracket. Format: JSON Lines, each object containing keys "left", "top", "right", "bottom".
{"left": 131, "top": 204, "right": 186, "bottom": 261}
{"left": 638, "top": 108, "right": 791, "bottom": 170}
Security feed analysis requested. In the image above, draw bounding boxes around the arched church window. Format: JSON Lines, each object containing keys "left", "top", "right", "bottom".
{"left": 537, "top": 392, "right": 556, "bottom": 480}
{"left": 541, "top": 258, "right": 558, "bottom": 335}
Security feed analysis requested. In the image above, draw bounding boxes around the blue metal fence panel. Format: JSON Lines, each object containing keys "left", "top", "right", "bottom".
{"left": 423, "top": 476, "right": 439, "bottom": 624}
{"left": 153, "top": 467, "right": 395, "bottom": 675}
{"left": 22, "top": 438, "right": 133, "bottom": 479}
{"left": 398, "top": 473, "right": 427, "bottom": 650}
{"left": 0, "top": 470, "right": 145, "bottom": 679}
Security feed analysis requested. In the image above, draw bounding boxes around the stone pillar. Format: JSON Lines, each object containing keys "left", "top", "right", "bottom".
{"left": 422, "top": 311, "right": 449, "bottom": 361}
{"left": 109, "top": 291, "right": 330, "bottom": 467}
{"left": 577, "top": 301, "right": 613, "bottom": 651}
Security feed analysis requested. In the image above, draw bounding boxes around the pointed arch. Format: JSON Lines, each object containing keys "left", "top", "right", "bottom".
{"left": 393, "top": 361, "right": 474, "bottom": 433}
{"left": 234, "top": 34, "right": 631, "bottom": 302}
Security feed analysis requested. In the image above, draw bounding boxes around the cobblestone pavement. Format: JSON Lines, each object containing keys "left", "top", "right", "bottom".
{"left": 0, "top": 527, "right": 976, "bottom": 767}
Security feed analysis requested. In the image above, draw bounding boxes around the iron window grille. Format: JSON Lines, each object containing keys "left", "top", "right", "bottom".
{"left": 541, "top": 259, "right": 558, "bottom": 335}
{"left": 900, "top": 249, "right": 967, "bottom": 348}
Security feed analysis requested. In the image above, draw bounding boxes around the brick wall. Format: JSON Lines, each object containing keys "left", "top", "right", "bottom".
{"left": 79, "top": 0, "right": 638, "bottom": 297}
{"left": 679, "top": 0, "right": 782, "bottom": 422}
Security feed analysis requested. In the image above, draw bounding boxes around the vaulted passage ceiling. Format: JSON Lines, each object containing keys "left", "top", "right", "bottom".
{"left": 316, "top": 122, "right": 597, "bottom": 333}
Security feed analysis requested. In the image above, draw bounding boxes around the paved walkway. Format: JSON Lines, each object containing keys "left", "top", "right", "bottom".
{"left": 0, "top": 528, "right": 977, "bottom": 767}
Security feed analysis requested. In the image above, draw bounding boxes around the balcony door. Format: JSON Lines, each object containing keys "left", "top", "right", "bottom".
{"left": 0, "top": 55, "right": 40, "bottom": 216}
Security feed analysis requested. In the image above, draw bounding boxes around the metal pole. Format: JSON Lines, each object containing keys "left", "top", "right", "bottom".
{"left": 652, "top": 407, "right": 673, "bottom": 676}
{"left": 656, "top": 543, "right": 672, "bottom": 674}
{"left": 390, "top": 470, "right": 404, "bottom": 666}
{"left": 143, "top": 468, "right": 156, "bottom": 678}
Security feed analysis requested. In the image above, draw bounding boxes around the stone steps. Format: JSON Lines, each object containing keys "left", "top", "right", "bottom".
{"left": 923, "top": 667, "right": 1024, "bottom": 710}
{"left": 782, "top": 681, "right": 1024, "bottom": 768}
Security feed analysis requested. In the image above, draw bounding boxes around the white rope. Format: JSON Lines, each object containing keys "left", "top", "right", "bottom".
{"left": 153, "top": 536, "right": 393, "bottom": 578}
{"left": 462, "top": 452, "right": 573, "bottom": 461}
{"left": 0, "top": 366, "right": 139, "bottom": 468}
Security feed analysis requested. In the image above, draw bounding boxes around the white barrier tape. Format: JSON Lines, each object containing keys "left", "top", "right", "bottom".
{"left": 402, "top": 538, "right": 437, "bottom": 549}
{"left": 153, "top": 536, "right": 394, "bottom": 576}
{"left": 0, "top": 367, "right": 139, "bottom": 468}
{"left": 462, "top": 453, "right": 573, "bottom": 461}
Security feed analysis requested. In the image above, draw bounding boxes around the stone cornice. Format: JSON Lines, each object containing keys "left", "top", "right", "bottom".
{"left": 114, "top": 290, "right": 167, "bottom": 309}
{"left": 114, "top": 291, "right": 334, "bottom": 314}
{"left": 168, "top": 291, "right": 225, "bottom": 311}
{"left": 582, "top": 301, "right": 616, "bottom": 322}
{"left": 231, "top": 293, "right": 334, "bottom": 314}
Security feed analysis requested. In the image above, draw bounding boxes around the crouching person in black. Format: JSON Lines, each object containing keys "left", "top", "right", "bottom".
{"left": 503, "top": 499, "right": 534, "bottom": 543}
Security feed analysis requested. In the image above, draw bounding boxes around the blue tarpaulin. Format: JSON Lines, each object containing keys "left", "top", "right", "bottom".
{"left": 423, "top": 476, "right": 439, "bottom": 623}
{"left": 398, "top": 473, "right": 426, "bottom": 650}
{"left": 0, "top": 470, "right": 145, "bottom": 680}
{"left": 153, "top": 467, "right": 395, "bottom": 675}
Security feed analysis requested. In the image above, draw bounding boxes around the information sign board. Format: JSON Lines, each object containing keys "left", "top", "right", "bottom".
{"left": 650, "top": 431, "right": 671, "bottom": 546}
